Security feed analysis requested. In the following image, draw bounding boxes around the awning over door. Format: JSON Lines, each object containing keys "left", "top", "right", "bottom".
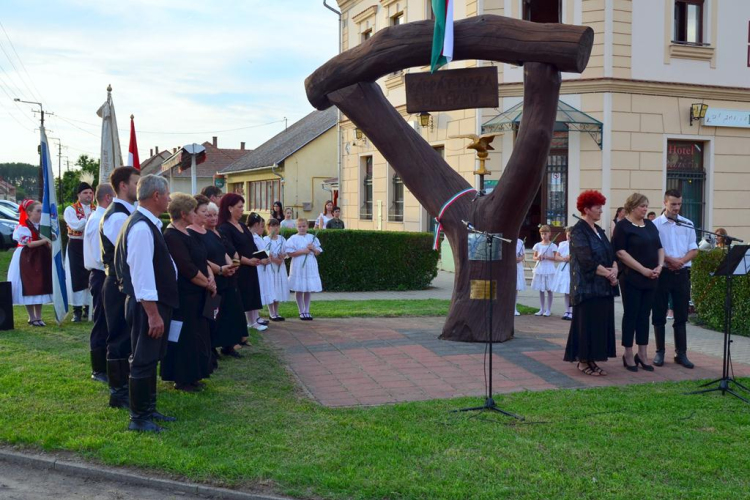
{"left": 482, "top": 100, "right": 603, "bottom": 149}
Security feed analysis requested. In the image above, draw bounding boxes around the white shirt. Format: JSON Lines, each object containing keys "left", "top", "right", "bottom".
{"left": 83, "top": 206, "right": 106, "bottom": 271}
{"left": 102, "top": 198, "right": 136, "bottom": 249}
{"left": 126, "top": 206, "right": 176, "bottom": 302}
{"left": 63, "top": 204, "right": 92, "bottom": 238}
{"left": 654, "top": 214, "right": 699, "bottom": 269}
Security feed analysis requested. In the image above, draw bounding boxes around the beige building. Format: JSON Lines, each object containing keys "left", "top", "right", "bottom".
{"left": 335, "top": 0, "right": 750, "bottom": 248}
{"left": 221, "top": 108, "right": 338, "bottom": 221}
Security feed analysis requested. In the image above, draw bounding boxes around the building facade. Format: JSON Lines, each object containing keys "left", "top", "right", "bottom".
{"left": 335, "top": 0, "right": 750, "bottom": 246}
{"left": 221, "top": 108, "right": 338, "bottom": 221}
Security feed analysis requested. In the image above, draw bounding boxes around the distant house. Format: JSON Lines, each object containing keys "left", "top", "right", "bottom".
{"left": 139, "top": 148, "right": 172, "bottom": 177}
{"left": 220, "top": 108, "right": 338, "bottom": 221}
{"left": 155, "top": 137, "right": 251, "bottom": 195}
{"left": 0, "top": 178, "right": 17, "bottom": 201}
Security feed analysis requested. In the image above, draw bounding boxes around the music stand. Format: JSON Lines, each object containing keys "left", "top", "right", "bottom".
{"left": 688, "top": 244, "right": 750, "bottom": 403}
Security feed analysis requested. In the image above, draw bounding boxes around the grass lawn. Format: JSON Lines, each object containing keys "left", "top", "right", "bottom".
{"left": 277, "top": 300, "right": 538, "bottom": 318}
{"left": 2, "top": 310, "right": 750, "bottom": 500}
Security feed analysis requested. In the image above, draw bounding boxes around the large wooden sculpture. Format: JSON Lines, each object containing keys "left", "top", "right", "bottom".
{"left": 305, "top": 15, "right": 593, "bottom": 343}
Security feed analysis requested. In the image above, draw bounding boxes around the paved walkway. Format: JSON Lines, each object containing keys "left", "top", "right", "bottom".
{"left": 264, "top": 271, "right": 750, "bottom": 407}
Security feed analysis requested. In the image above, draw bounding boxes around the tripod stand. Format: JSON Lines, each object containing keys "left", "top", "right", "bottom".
{"left": 454, "top": 224, "right": 523, "bottom": 420}
{"left": 688, "top": 243, "right": 750, "bottom": 404}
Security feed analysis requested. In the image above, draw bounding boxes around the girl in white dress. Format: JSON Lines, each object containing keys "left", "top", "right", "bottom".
{"left": 515, "top": 238, "right": 526, "bottom": 316}
{"left": 280, "top": 207, "right": 297, "bottom": 230}
{"left": 286, "top": 218, "right": 322, "bottom": 320}
{"left": 314, "top": 200, "right": 334, "bottom": 229}
{"left": 249, "top": 216, "right": 273, "bottom": 325}
{"left": 263, "top": 218, "right": 290, "bottom": 321}
{"left": 531, "top": 225, "right": 558, "bottom": 317}
{"left": 552, "top": 227, "right": 573, "bottom": 320}
{"left": 9, "top": 200, "right": 53, "bottom": 326}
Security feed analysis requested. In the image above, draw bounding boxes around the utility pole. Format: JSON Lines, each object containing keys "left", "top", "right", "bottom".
{"left": 49, "top": 137, "right": 62, "bottom": 202}
{"left": 15, "top": 98, "right": 53, "bottom": 200}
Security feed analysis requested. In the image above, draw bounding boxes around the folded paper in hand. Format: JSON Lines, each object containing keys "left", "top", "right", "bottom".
{"left": 168, "top": 320, "right": 183, "bottom": 343}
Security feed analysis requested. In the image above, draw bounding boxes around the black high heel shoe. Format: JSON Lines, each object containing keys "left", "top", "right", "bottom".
{"left": 622, "top": 355, "right": 638, "bottom": 372}
{"left": 634, "top": 354, "right": 654, "bottom": 371}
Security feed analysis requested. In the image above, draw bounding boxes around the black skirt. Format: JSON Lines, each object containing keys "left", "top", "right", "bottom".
{"left": 160, "top": 290, "right": 212, "bottom": 384}
{"left": 563, "top": 296, "right": 616, "bottom": 362}
{"left": 211, "top": 282, "right": 247, "bottom": 348}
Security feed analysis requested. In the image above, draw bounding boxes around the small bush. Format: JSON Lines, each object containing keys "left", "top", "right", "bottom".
{"left": 692, "top": 249, "right": 750, "bottom": 337}
{"left": 280, "top": 228, "right": 439, "bottom": 292}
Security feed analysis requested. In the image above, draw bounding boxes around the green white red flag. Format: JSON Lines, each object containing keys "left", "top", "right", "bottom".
{"left": 430, "top": 0, "right": 454, "bottom": 73}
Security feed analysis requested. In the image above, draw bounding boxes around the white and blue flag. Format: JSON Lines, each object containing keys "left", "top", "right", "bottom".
{"left": 40, "top": 127, "right": 68, "bottom": 324}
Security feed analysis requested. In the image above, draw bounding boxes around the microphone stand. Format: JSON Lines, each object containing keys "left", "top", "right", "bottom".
{"left": 454, "top": 224, "right": 523, "bottom": 420}
{"left": 666, "top": 216, "right": 744, "bottom": 247}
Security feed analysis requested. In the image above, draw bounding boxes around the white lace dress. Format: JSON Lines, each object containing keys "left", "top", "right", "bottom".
{"left": 551, "top": 240, "right": 571, "bottom": 294}
{"left": 286, "top": 234, "right": 323, "bottom": 292}
{"left": 263, "top": 235, "right": 290, "bottom": 303}
{"left": 252, "top": 233, "right": 274, "bottom": 305}
{"left": 515, "top": 239, "right": 526, "bottom": 291}
{"left": 531, "top": 242, "right": 558, "bottom": 292}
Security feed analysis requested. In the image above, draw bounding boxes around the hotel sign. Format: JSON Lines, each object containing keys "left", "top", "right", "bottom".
{"left": 702, "top": 108, "right": 750, "bottom": 128}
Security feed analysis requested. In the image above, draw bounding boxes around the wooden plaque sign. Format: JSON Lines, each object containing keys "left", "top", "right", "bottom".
{"left": 405, "top": 67, "right": 499, "bottom": 114}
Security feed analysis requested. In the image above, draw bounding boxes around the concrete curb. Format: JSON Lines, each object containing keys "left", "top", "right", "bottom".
{"left": 0, "top": 448, "right": 292, "bottom": 500}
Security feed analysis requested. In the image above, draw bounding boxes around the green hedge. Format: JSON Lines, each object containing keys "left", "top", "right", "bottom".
{"left": 692, "top": 249, "right": 750, "bottom": 337}
{"left": 281, "top": 228, "right": 439, "bottom": 292}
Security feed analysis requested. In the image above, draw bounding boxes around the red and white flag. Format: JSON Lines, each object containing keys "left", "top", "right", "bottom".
{"left": 127, "top": 114, "right": 140, "bottom": 170}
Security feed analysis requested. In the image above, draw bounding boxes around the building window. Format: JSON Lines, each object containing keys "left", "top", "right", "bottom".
{"left": 388, "top": 167, "right": 404, "bottom": 222}
{"left": 248, "top": 179, "right": 281, "bottom": 212}
{"left": 674, "top": 0, "right": 704, "bottom": 45}
{"left": 230, "top": 182, "right": 244, "bottom": 195}
{"left": 391, "top": 12, "right": 404, "bottom": 26}
{"left": 361, "top": 156, "right": 373, "bottom": 220}
{"left": 544, "top": 132, "right": 569, "bottom": 228}
{"left": 361, "top": 28, "right": 372, "bottom": 43}
{"left": 667, "top": 140, "right": 706, "bottom": 232}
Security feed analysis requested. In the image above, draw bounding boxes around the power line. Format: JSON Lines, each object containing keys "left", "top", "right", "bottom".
{"left": 0, "top": 75, "right": 37, "bottom": 127}
{"left": 54, "top": 114, "right": 288, "bottom": 135}
{"left": 53, "top": 115, "right": 99, "bottom": 137}
{"left": 0, "top": 32, "right": 40, "bottom": 106}
{"left": 0, "top": 19, "right": 46, "bottom": 104}
{"left": 0, "top": 98, "right": 33, "bottom": 132}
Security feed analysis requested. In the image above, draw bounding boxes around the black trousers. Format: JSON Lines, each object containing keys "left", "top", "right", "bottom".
{"left": 620, "top": 280, "right": 655, "bottom": 348}
{"left": 126, "top": 296, "right": 173, "bottom": 379}
{"left": 88, "top": 269, "right": 108, "bottom": 350}
{"left": 652, "top": 269, "right": 690, "bottom": 329}
{"left": 103, "top": 275, "right": 130, "bottom": 360}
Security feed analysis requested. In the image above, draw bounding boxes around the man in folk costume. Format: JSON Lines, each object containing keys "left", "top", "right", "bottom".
{"left": 101, "top": 166, "right": 139, "bottom": 409}
{"left": 64, "top": 182, "right": 95, "bottom": 322}
{"left": 83, "top": 184, "right": 114, "bottom": 383}
{"left": 114, "top": 174, "right": 178, "bottom": 433}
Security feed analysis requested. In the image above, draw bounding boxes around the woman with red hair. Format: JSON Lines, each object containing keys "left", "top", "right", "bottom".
{"left": 563, "top": 190, "right": 620, "bottom": 376}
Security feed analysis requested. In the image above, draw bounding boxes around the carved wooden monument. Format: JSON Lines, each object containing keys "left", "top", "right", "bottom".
{"left": 305, "top": 15, "right": 593, "bottom": 343}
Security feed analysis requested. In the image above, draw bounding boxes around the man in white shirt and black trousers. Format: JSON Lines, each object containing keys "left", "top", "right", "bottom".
{"left": 100, "top": 167, "right": 140, "bottom": 410}
{"left": 83, "top": 183, "right": 114, "bottom": 383}
{"left": 114, "top": 174, "right": 178, "bottom": 433}
{"left": 652, "top": 189, "right": 699, "bottom": 369}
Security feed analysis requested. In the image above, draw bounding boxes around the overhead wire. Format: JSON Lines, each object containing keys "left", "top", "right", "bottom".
{"left": 0, "top": 18, "right": 46, "bottom": 104}
{"left": 53, "top": 114, "right": 289, "bottom": 135}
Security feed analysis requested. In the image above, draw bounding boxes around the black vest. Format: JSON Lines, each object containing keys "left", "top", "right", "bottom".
{"left": 114, "top": 210, "right": 179, "bottom": 309}
{"left": 100, "top": 201, "right": 132, "bottom": 277}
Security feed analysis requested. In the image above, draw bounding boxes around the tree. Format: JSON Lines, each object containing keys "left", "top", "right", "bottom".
{"left": 59, "top": 155, "right": 100, "bottom": 205}
{"left": 0, "top": 162, "right": 41, "bottom": 202}
{"left": 305, "top": 15, "right": 593, "bottom": 342}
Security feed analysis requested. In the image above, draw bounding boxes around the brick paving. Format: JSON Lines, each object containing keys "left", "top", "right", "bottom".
{"left": 262, "top": 315, "right": 750, "bottom": 407}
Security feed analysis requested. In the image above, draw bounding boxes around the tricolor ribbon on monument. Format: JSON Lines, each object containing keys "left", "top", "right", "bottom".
{"left": 430, "top": 0, "right": 454, "bottom": 73}
{"left": 432, "top": 187, "right": 476, "bottom": 250}
{"left": 40, "top": 127, "right": 68, "bottom": 324}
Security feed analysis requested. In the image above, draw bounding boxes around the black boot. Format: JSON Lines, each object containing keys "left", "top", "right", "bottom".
{"left": 149, "top": 374, "right": 176, "bottom": 423}
{"left": 128, "top": 376, "right": 163, "bottom": 433}
{"left": 72, "top": 306, "right": 83, "bottom": 323}
{"left": 82, "top": 306, "right": 90, "bottom": 321}
{"left": 90, "top": 347, "right": 108, "bottom": 383}
{"left": 653, "top": 325, "right": 666, "bottom": 367}
{"left": 107, "top": 359, "right": 130, "bottom": 409}
{"left": 674, "top": 324, "right": 694, "bottom": 369}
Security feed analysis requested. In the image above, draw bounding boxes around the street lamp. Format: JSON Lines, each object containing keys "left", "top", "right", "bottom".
{"left": 690, "top": 103, "right": 708, "bottom": 126}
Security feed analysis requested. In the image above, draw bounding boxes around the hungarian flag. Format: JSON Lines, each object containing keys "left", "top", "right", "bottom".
{"left": 127, "top": 114, "right": 140, "bottom": 170}
{"left": 430, "top": 0, "right": 454, "bottom": 73}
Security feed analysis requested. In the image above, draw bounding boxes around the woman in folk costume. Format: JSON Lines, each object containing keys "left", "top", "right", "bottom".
{"left": 9, "top": 200, "right": 53, "bottom": 326}
{"left": 64, "top": 181, "right": 95, "bottom": 322}
{"left": 552, "top": 227, "right": 573, "bottom": 320}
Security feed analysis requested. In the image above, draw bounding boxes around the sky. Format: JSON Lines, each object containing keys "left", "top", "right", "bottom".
{"left": 0, "top": 0, "right": 339, "bottom": 167}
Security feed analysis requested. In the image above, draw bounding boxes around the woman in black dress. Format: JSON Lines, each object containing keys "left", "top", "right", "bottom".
{"left": 612, "top": 192, "right": 665, "bottom": 372}
{"left": 270, "top": 201, "right": 285, "bottom": 223}
{"left": 162, "top": 193, "right": 217, "bottom": 392}
{"left": 217, "top": 193, "right": 264, "bottom": 330}
{"left": 189, "top": 196, "right": 246, "bottom": 359}
{"left": 563, "top": 191, "right": 620, "bottom": 376}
